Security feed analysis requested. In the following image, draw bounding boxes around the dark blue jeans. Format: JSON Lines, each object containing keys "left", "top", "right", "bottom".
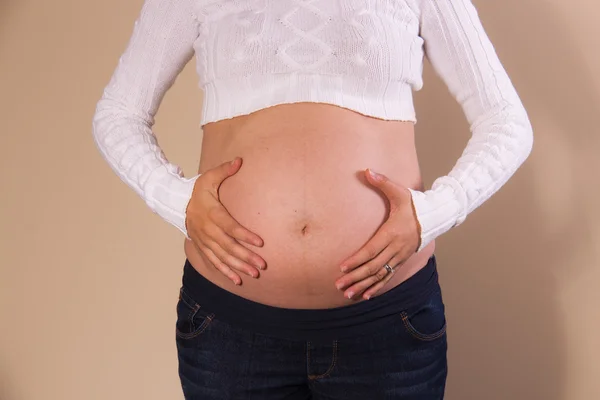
{"left": 175, "top": 255, "right": 447, "bottom": 399}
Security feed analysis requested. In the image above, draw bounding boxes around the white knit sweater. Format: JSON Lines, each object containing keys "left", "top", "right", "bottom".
{"left": 92, "top": 0, "right": 533, "bottom": 252}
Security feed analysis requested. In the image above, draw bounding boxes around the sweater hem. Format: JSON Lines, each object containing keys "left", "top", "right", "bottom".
{"left": 200, "top": 73, "right": 417, "bottom": 126}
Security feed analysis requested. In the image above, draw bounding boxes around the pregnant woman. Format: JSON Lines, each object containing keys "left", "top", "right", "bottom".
{"left": 92, "top": 0, "right": 533, "bottom": 398}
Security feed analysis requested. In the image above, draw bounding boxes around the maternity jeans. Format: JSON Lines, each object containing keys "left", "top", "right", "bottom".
{"left": 175, "top": 254, "right": 447, "bottom": 399}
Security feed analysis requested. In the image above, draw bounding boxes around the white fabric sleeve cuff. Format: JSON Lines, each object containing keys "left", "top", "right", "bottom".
{"left": 407, "top": 175, "right": 469, "bottom": 252}
{"left": 143, "top": 166, "right": 201, "bottom": 238}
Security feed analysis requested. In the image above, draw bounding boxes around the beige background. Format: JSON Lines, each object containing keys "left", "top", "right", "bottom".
{"left": 1, "top": 0, "right": 599, "bottom": 399}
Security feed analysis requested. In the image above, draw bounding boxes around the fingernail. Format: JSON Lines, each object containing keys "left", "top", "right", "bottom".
{"left": 340, "top": 265, "right": 347, "bottom": 272}
{"left": 347, "top": 291, "right": 354, "bottom": 299}
{"left": 336, "top": 282, "right": 344, "bottom": 290}
{"left": 364, "top": 294, "right": 371, "bottom": 300}
{"left": 369, "top": 169, "right": 383, "bottom": 181}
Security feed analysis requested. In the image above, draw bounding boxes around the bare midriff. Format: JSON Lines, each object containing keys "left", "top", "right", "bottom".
{"left": 184, "top": 102, "right": 435, "bottom": 309}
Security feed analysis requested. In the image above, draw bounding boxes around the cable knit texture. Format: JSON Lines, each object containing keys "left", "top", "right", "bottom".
{"left": 92, "top": 0, "right": 533, "bottom": 248}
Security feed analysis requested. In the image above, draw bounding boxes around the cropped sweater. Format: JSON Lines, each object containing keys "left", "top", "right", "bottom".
{"left": 92, "top": 0, "right": 533, "bottom": 252}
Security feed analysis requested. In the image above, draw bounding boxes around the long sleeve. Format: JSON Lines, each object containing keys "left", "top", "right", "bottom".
{"left": 407, "top": 0, "right": 534, "bottom": 252}
{"left": 92, "top": 0, "right": 200, "bottom": 237}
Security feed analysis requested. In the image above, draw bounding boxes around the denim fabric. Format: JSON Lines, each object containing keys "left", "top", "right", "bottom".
{"left": 175, "top": 264, "right": 448, "bottom": 399}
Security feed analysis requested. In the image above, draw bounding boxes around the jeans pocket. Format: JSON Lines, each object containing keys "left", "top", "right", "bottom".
{"left": 400, "top": 288, "right": 447, "bottom": 342}
{"left": 175, "top": 286, "right": 216, "bottom": 340}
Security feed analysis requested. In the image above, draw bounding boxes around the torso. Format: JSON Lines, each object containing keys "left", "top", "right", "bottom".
{"left": 184, "top": 102, "right": 435, "bottom": 309}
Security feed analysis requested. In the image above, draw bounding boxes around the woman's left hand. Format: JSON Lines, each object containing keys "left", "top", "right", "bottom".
{"left": 334, "top": 169, "right": 422, "bottom": 300}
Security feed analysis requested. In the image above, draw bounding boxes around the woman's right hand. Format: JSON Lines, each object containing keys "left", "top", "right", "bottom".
{"left": 184, "top": 157, "right": 266, "bottom": 285}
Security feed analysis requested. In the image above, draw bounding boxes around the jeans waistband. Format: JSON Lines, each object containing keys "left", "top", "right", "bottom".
{"left": 181, "top": 255, "right": 440, "bottom": 342}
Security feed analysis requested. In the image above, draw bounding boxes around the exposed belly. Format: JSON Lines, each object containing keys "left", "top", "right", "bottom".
{"left": 184, "top": 102, "right": 435, "bottom": 309}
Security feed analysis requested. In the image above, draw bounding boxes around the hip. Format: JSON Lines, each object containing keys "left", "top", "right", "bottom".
{"left": 175, "top": 256, "right": 448, "bottom": 398}
{"left": 178, "top": 254, "right": 443, "bottom": 342}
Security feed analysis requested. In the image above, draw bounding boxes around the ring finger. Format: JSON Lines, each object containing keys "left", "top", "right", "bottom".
{"left": 361, "top": 251, "right": 408, "bottom": 299}
{"left": 362, "top": 264, "right": 398, "bottom": 300}
{"left": 342, "top": 246, "right": 396, "bottom": 299}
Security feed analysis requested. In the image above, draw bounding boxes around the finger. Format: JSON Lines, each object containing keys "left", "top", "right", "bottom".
{"left": 342, "top": 264, "right": 391, "bottom": 300}
{"left": 362, "top": 249, "right": 414, "bottom": 299}
{"left": 365, "top": 168, "right": 410, "bottom": 208}
{"left": 196, "top": 242, "right": 243, "bottom": 285}
{"left": 339, "top": 226, "right": 392, "bottom": 273}
{"left": 365, "top": 169, "right": 404, "bottom": 205}
{"left": 212, "top": 205, "right": 264, "bottom": 247}
{"left": 216, "top": 157, "right": 242, "bottom": 184}
{"left": 362, "top": 264, "right": 398, "bottom": 300}
{"left": 211, "top": 224, "right": 266, "bottom": 270}
{"left": 200, "top": 158, "right": 242, "bottom": 195}
{"left": 204, "top": 237, "right": 260, "bottom": 279}
{"left": 336, "top": 244, "right": 396, "bottom": 295}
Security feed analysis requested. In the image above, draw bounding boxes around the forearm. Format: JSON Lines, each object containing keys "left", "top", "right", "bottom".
{"left": 91, "top": 0, "right": 201, "bottom": 237}
{"left": 409, "top": 0, "right": 534, "bottom": 252}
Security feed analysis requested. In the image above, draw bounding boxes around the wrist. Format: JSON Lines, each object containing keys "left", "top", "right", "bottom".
{"left": 143, "top": 165, "right": 201, "bottom": 237}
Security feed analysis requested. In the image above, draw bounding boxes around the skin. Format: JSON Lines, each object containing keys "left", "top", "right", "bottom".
{"left": 334, "top": 169, "right": 422, "bottom": 300}
{"left": 184, "top": 102, "right": 435, "bottom": 309}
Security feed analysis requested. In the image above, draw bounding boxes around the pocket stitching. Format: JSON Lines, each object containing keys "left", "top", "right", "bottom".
{"left": 176, "top": 287, "right": 216, "bottom": 340}
{"left": 176, "top": 312, "right": 216, "bottom": 339}
{"left": 400, "top": 311, "right": 447, "bottom": 342}
{"left": 179, "top": 287, "right": 198, "bottom": 310}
